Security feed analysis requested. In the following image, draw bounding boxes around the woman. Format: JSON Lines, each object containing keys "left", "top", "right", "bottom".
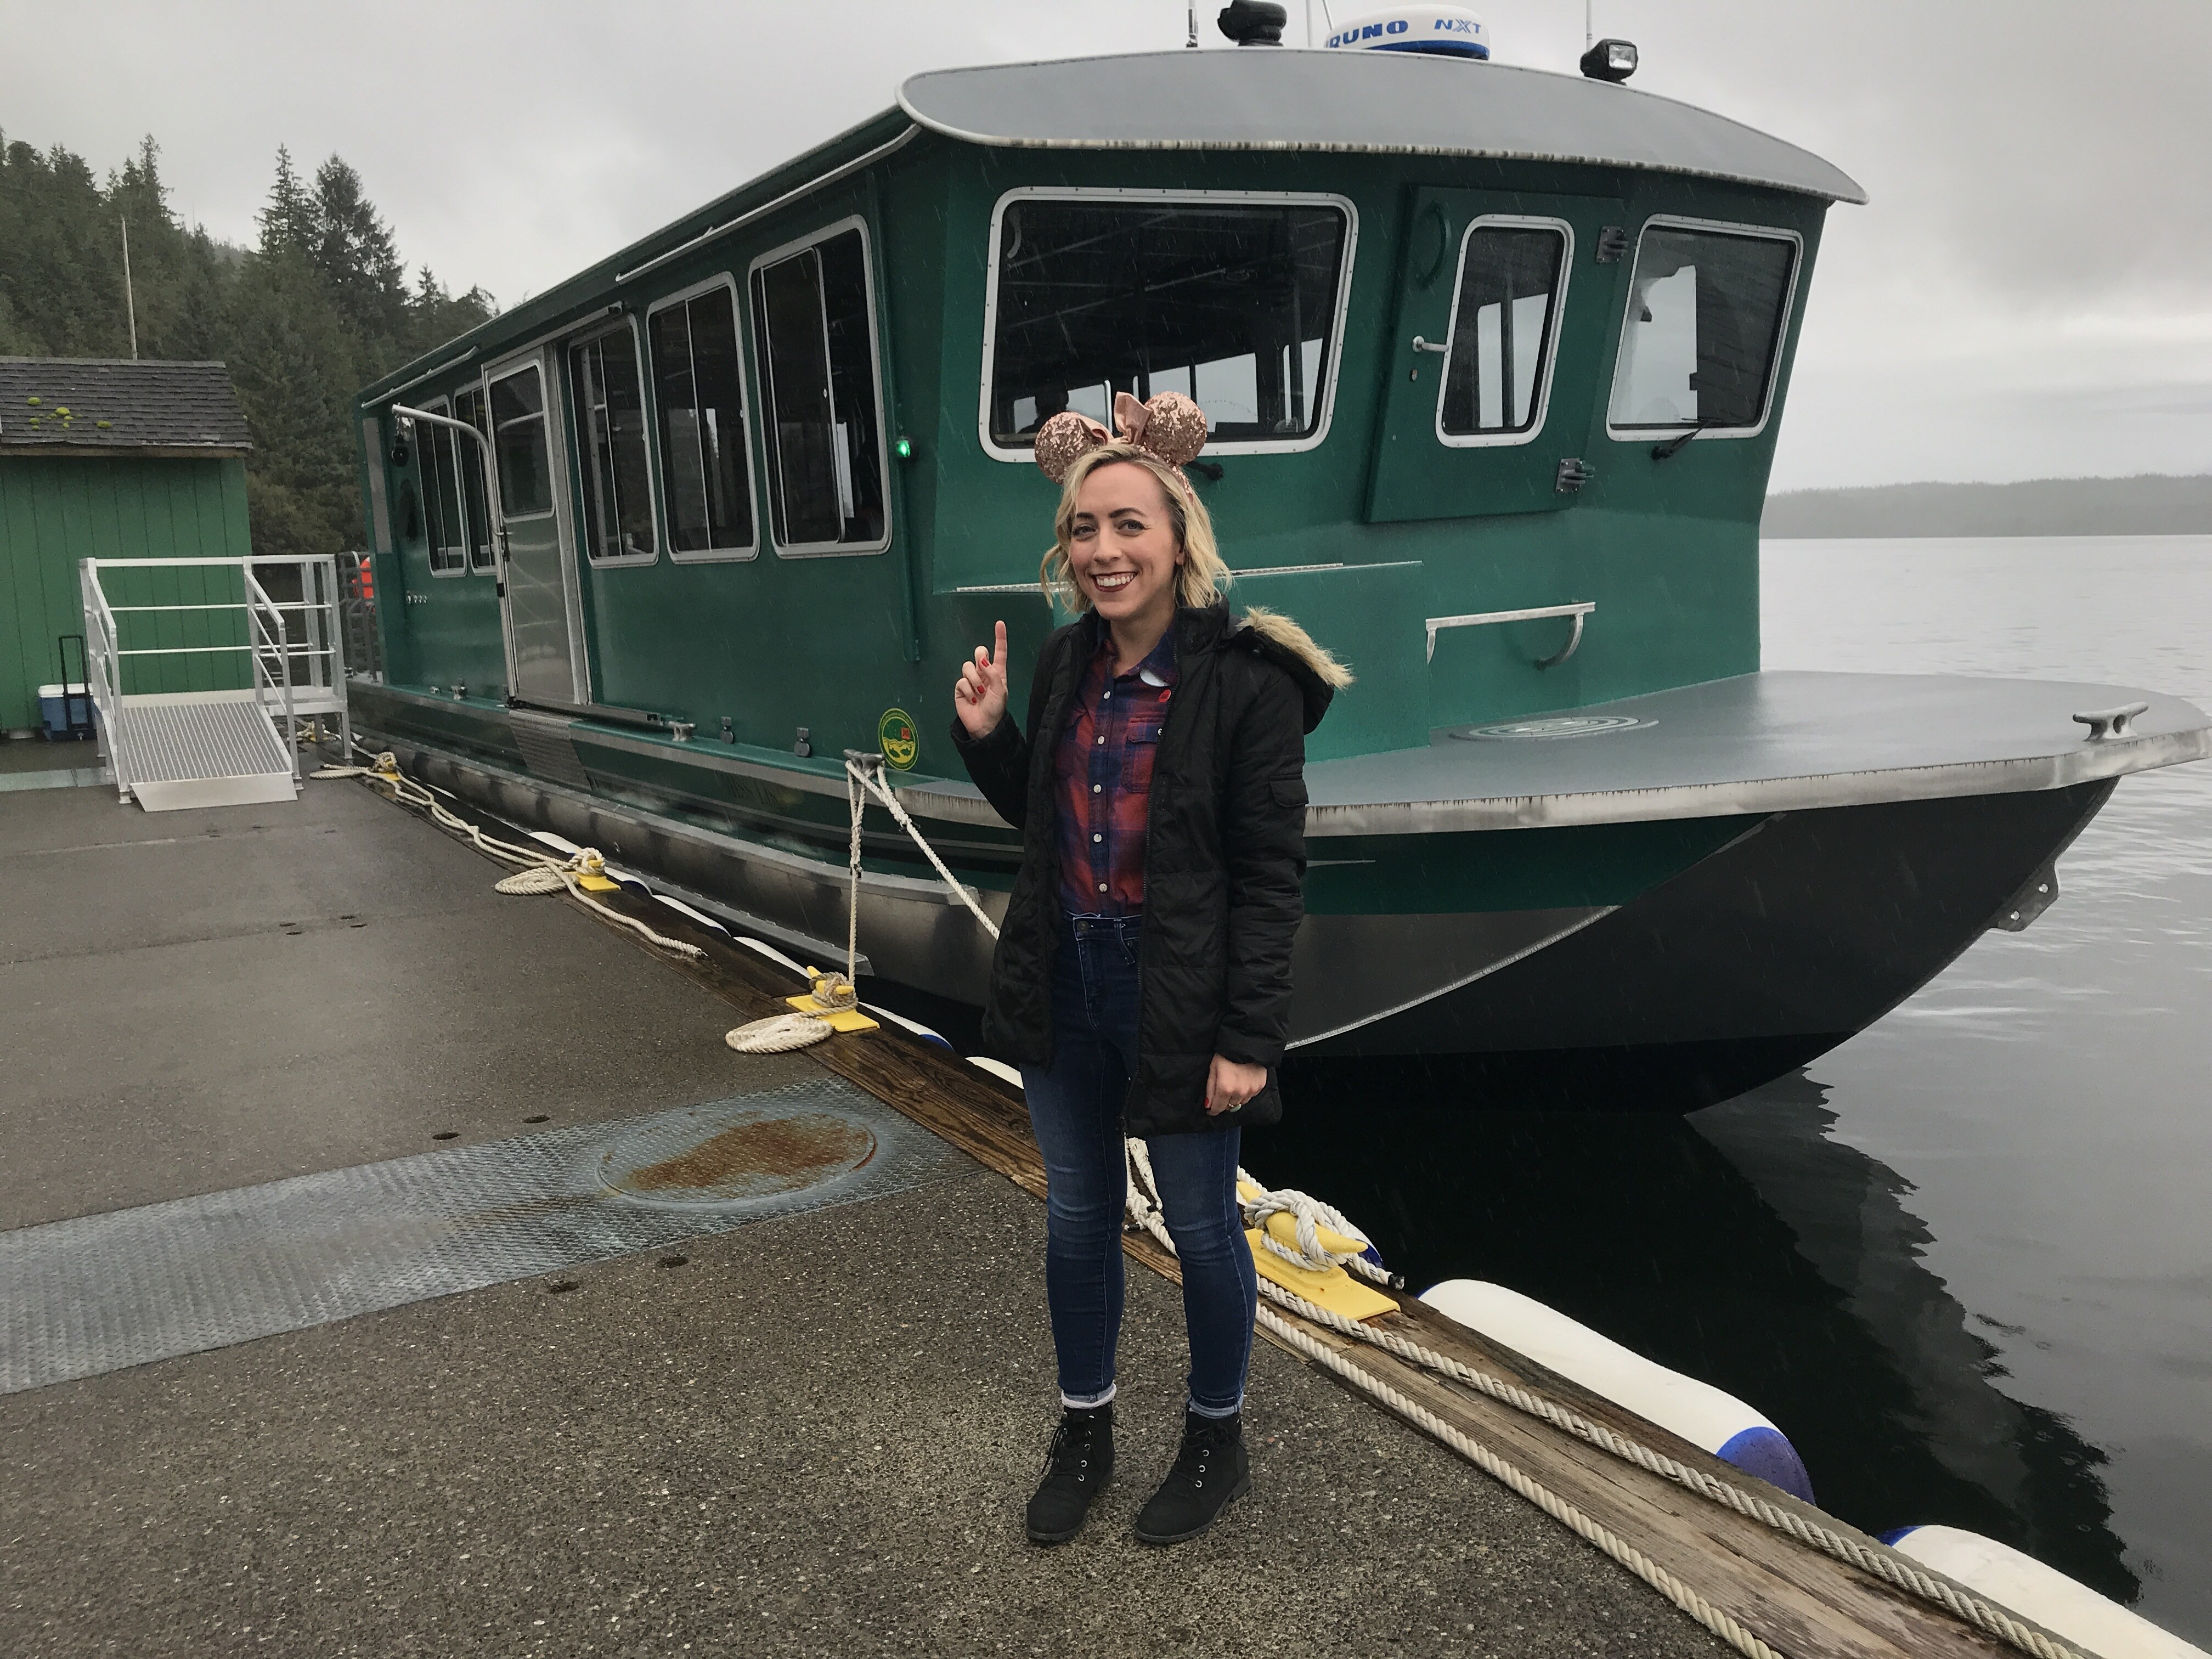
{"left": 950, "top": 392, "right": 1349, "bottom": 1547}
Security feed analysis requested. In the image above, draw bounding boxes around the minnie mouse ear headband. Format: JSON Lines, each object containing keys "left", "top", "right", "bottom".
{"left": 1032, "top": 390, "right": 1209, "bottom": 486}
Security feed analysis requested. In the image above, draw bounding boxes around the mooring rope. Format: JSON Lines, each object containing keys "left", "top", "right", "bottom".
{"left": 309, "top": 744, "right": 704, "bottom": 962}
{"left": 834, "top": 765, "right": 2095, "bottom": 1659}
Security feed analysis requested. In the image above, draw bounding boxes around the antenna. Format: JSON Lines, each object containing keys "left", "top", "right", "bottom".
{"left": 1586, "top": 2, "right": 1594, "bottom": 48}
{"left": 120, "top": 216, "right": 139, "bottom": 362}
{"left": 1188, "top": 1, "right": 1198, "bottom": 47}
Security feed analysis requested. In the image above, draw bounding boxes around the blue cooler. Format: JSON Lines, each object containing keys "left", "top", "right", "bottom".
{"left": 38, "top": 684, "right": 91, "bottom": 738}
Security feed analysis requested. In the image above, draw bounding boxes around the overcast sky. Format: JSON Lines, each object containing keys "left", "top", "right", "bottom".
{"left": 5, "top": 0, "right": 2208, "bottom": 489}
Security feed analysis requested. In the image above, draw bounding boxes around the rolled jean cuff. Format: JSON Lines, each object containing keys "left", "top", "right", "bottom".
{"left": 1187, "top": 1391, "right": 1244, "bottom": 1420}
{"left": 1061, "top": 1384, "right": 1117, "bottom": 1410}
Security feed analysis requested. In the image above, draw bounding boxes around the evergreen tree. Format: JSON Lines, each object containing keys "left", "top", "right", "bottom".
{"left": 256, "top": 144, "right": 315, "bottom": 258}
{"left": 312, "top": 155, "right": 407, "bottom": 346}
{"left": 4, "top": 131, "right": 497, "bottom": 559}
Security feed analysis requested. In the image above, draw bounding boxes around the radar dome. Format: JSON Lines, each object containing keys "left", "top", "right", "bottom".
{"left": 1322, "top": 4, "right": 1489, "bottom": 59}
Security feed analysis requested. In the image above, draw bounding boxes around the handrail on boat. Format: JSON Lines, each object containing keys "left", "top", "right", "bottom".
{"left": 1426, "top": 602, "right": 1596, "bottom": 668}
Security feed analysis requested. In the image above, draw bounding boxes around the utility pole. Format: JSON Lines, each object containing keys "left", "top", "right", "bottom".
{"left": 120, "top": 216, "right": 139, "bottom": 361}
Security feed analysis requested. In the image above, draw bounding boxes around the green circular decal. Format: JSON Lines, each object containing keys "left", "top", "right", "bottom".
{"left": 877, "top": 707, "right": 919, "bottom": 770}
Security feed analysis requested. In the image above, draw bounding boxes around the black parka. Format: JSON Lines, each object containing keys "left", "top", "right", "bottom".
{"left": 951, "top": 602, "right": 1335, "bottom": 1136}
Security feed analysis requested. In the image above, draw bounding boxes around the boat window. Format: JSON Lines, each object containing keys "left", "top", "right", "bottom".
{"left": 489, "top": 366, "right": 555, "bottom": 517}
{"left": 1439, "top": 222, "right": 1568, "bottom": 443}
{"left": 420, "top": 396, "right": 468, "bottom": 575}
{"left": 648, "top": 283, "right": 755, "bottom": 559}
{"left": 749, "top": 224, "right": 887, "bottom": 554}
{"left": 569, "top": 324, "right": 658, "bottom": 565}
{"left": 454, "top": 384, "right": 496, "bottom": 574}
{"left": 1608, "top": 223, "right": 1797, "bottom": 435}
{"left": 984, "top": 194, "right": 1352, "bottom": 453}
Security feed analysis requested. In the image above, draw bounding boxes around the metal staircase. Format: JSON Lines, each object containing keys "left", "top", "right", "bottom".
{"left": 80, "top": 555, "right": 351, "bottom": 813}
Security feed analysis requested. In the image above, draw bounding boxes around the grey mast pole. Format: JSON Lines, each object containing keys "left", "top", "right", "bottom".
{"left": 120, "top": 217, "right": 138, "bottom": 361}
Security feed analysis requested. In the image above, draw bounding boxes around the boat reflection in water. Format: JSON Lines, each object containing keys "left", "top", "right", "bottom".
{"left": 1257, "top": 1064, "right": 2135, "bottom": 1604}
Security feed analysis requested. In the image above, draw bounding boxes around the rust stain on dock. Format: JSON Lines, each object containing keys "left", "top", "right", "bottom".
{"left": 624, "top": 1112, "right": 877, "bottom": 1196}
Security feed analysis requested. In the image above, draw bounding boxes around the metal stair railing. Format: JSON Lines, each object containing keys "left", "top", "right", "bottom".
{"left": 78, "top": 555, "right": 354, "bottom": 802}
{"left": 243, "top": 565, "right": 296, "bottom": 785}
{"left": 77, "top": 561, "right": 128, "bottom": 802}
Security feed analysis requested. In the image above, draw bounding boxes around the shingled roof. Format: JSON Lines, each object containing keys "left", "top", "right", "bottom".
{"left": 0, "top": 358, "right": 253, "bottom": 454}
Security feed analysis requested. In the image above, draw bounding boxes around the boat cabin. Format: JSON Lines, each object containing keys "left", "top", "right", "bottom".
{"left": 351, "top": 39, "right": 1863, "bottom": 775}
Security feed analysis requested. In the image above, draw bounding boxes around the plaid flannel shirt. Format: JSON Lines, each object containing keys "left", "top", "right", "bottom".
{"left": 1054, "top": 627, "right": 1179, "bottom": 916}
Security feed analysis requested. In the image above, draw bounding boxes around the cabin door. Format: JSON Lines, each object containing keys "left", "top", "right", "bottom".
{"left": 484, "top": 352, "right": 589, "bottom": 704}
{"left": 1365, "top": 188, "right": 1626, "bottom": 524}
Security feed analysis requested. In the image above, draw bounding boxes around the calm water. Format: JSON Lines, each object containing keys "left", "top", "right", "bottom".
{"left": 1266, "top": 537, "right": 2212, "bottom": 1641}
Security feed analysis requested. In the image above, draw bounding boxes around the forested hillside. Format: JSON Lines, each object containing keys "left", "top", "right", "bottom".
{"left": 1763, "top": 473, "right": 2212, "bottom": 538}
{"left": 0, "top": 133, "right": 494, "bottom": 558}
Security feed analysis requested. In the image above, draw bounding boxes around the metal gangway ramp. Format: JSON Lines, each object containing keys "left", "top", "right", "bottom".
{"left": 79, "top": 555, "right": 351, "bottom": 812}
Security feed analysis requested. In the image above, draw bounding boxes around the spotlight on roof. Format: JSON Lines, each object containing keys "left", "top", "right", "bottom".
{"left": 1580, "top": 37, "right": 1638, "bottom": 81}
{"left": 1218, "top": 1, "right": 1288, "bottom": 46}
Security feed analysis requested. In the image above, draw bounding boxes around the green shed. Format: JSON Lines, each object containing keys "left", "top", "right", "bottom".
{"left": 0, "top": 358, "right": 255, "bottom": 735}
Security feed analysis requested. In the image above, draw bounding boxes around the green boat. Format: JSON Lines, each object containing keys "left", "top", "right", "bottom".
{"left": 346, "top": 16, "right": 2209, "bottom": 1106}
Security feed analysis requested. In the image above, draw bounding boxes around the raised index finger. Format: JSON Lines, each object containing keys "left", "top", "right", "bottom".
{"left": 992, "top": 619, "right": 1008, "bottom": 669}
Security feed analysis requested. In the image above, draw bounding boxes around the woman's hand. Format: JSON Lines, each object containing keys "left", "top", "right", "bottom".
{"left": 955, "top": 620, "right": 1010, "bottom": 740}
{"left": 1204, "top": 1054, "right": 1268, "bottom": 1116}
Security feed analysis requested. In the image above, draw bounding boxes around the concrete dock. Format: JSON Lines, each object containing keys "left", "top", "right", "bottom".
{"left": 1, "top": 764, "right": 1733, "bottom": 1657}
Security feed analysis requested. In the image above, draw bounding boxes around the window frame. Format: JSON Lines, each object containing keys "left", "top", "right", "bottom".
{"left": 452, "top": 380, "right": 498, "bottom": 576}
{"left": 1604, "top": 214, "right": 1803, "bottom": 445}
{"left": 744, "top": 215, "right": 894, "bottom": 560}
{"left": 565, "top": 314, "right": 662, "bottom": 570}
{"left": 485, "top": 359, "right": 558, "bottom": 522}
{"left": 1433, "top": 215, "right": 1574, "bottom": 450}
{"left": 977, "top": 185, "right": 1361, "bottom": 465}
{"left": 644, "top": 273, "right": 760, "bottom": 565}
{"left": 419, "top": 394, "right": 469, "bottom": 577}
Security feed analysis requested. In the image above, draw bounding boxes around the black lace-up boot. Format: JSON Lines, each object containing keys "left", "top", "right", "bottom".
{"left": 1025, "top": 1402, "right": 1114, "bottom": 1544}
{"left": 1132, "top": 1408, "right": 1251, "bottom": 1544}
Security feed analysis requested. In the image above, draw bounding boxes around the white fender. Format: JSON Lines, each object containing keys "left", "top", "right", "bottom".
{"left": 1882, "top": 1527, "right": 2208, "bottom": 1659}
{"left": 1419, "top": 1278, "right": 1814, "bottom": 1502}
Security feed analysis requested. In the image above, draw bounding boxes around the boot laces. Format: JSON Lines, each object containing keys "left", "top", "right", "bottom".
{"left": 1170, "top": 1417, "right": 1231, "bottom": 1491}
{"left": 1045, "top": 1414, "right": 1102, "bottom": 1481}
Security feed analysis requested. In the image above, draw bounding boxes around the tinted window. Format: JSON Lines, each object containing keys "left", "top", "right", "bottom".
{"left": 649, "top": 286, "right": 754, "bottom": 556}
{"left": 1609, "top": 226, "right": 1796, "bottom": 432}
{"left": 569, "top": 327, "right": 656, "bottom": 563}
{"left": 1440, "top": 225, "right": 1566, "bottom": 438}
{"left": 751, "top": 228, "right": 885, "bottom": 550}
{"left": 421, "top": 398, "right": 467, "bottom": 573}
{"left": 454, "top": 384, "right": 495, "bottom": 572}
{"left": 489, "top": 367, "right": 553, "bottom": 516}
{"left": 987, "top": 198, "right": 1350, "bottom": 448}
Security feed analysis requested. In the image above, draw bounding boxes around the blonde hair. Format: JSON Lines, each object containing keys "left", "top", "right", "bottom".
{"left": 1034, "top": 442, "right": 1355, "bottom": 690}
{"left": 1037, "top": 443, "right": 1229, "bottom": 613}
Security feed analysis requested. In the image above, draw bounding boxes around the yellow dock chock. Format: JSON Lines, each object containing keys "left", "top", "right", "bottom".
{"left": 1237, "top": 1183, "right": 1397, "bottom": 1322}
{"left": 785, "top": 968, "right": 880, "bottom": 1034}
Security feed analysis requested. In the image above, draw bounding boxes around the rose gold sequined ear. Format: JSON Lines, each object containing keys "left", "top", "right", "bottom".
{"left": 1134, "top": 392, "right": 1209, "bottom": 470}
{"left": 1032, "top": 411, "right": 1110, "bottom": 484}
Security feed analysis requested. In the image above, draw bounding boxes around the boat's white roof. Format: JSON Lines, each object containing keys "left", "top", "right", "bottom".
{"left": 896, "top": 672, "right": 2209, "bottom": 834}
{"left": 899, "top": 49, "right": 1867, "bottom": 205}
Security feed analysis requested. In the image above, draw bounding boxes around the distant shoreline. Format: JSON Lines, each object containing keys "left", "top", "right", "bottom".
{"left": 1762, "top": 472, "right": 2212, "bottom": 538}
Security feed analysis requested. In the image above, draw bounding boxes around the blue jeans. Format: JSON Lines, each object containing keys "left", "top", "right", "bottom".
{"left": 1020, "top": 913, "right": 1259, "bottom": 1419}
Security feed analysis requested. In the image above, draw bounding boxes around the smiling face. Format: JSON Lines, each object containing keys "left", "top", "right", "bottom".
{"left": 1066, "top": 461, "right": 1185, "bottom": 636}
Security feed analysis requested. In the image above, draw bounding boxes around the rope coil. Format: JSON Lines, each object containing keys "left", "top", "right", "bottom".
{"left": 312, "top": 746, "right": 705, "bottom": 961}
